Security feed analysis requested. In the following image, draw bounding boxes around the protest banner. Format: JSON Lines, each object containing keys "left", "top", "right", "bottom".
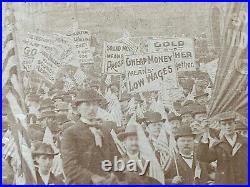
{"left": 67, "top": 30, "right": 94, "bottom": 64}
{"left": 53, "top": 33, "right": 80, "bottom": 67}
{"left": 33, "top": 50, "right": 61, "bottom": 84}
{"left": 124, "top": 52, "right": 178, "bottom": 93}
{"left": 102, "top": 41, "right": 131, "bottom": 74}
{"left": 20, "top": 32, "right": 59, "bottom": 72}
{"left": 148, "top": 37, "right": 196, "bottom": 72}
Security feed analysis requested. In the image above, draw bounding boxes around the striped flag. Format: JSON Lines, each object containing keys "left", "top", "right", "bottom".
{"left": 2, "top": 3, "right": 37, "bottom": 184}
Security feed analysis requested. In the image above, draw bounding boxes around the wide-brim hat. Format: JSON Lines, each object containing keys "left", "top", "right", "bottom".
{"left": 175, "top": 126, "right": 195, "bottom": 139}
{"left": 32, "top": 142, "right": 59, "bottom": 156}
{"left": 143, "top": 111, "right": 165, "bottom": 124}
{"left": 118, "top": 124, "right": 137, "bottom": 140}
{"left": 74, "top": 89, "right": 107, "bottom": 106}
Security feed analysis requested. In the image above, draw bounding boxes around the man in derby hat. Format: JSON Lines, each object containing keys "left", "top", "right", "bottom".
{"left": 38, "top": 111, "right": 57, "bottom": 129}
{"left": 142, "top": 111, "right": 168, "bottom": 165}
{"left": 118, "top": 124, "right": 139, "bottom": 161}
{"left": 197, "top": 111, "right": 248, "bottom": 184}
{"left": 61, "top": 88, "right": 120, "bottom": 184}
{"left": 165, "top": 126, "right": 209, "bottom": 184}
{"left": 168, "top": 112, "right": 182, "bottom": 134}
{"left": 144, "top": 111, "right": 165, "bottom": 142}
{"left": 180, "top": 104, "right": 195, "bottom": 126}
{"left": 32, "top": 142, "right": 63, "bottom": 184}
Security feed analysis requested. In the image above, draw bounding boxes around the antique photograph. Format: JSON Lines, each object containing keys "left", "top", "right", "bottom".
{"left": 2, "top": 2, "right": 248, "bottom": 184}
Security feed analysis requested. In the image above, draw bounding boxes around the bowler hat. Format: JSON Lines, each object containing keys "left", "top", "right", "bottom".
{"left": 74, "top": 89, "right": 107, "bottom": 106}
{"left": 175, "top": 126, "right": 195, "bottom": 139}
{"left": 143, "top": 111, "right": 165, "bottom": 124}
{"left": 118, "top": 124, "right": 137, "bottom": 140}
{"left": 32, "top": 142, "right": 58, "bottom": 156}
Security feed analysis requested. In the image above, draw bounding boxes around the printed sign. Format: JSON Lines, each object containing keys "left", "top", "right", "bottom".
{"left": 102, "top": 42, "right": 131, "bottom": 74}
{"left": 124, "top": 52, "right": 178, "bottom": 93}
{"left": 67, "top": 30, "right": 94, "bottom": 64}
{"left": 148, "top": 38, "right": 196, "bottom": 72}
{"left": 34, "top": 50, "right": 61, "bottom": 84}
{"left": 21, "top": 33, "right": 58, "bottom": 72}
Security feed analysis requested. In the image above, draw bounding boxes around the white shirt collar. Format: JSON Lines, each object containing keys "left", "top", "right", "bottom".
{"left": 38, "top": 169, "right": 50, "bottom": 185}
{"left": 225, "top": 133, "right": 237, "bottom": 147}
{"left": 180, "top": 152, "right": 194, "bottom": 169}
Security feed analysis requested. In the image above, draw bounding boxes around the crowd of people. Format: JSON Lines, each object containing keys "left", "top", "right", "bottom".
{"left": 2, "top": 4, "right": 248, "bottom": 183}
{"left": 2, "top": 64, "right": 248, "bottom": 184}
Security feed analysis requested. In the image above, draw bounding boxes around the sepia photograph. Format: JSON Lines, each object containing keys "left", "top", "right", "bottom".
{"left": 2, "top": 2, "right": 248, "bottom": 185}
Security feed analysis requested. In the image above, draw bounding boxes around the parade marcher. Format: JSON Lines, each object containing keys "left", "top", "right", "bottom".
{"left": 117, "top": 124, "right": 162, "bottom": 184}
{"left": 32, "top": 142, "right": 64, "bottom": 184}
{"left": 61, "top": 89, "right": 120, "bottom": 184}
{"left": 118, "top": 124, "right": 143, "bottom": 170}
{"left": 144, "top": 111, "right": 165, "bottom": 150}
{"left": 165, "top": 126, "right": 209, "bottom": 184}
{"left": 180, "top": 105, "right": 194, "bottom": 127}
{"left": 197, "top": 112, "right": 248, "bottom": 184}
{"left": 168, "top": 112, "right": 182, "bottom": 134}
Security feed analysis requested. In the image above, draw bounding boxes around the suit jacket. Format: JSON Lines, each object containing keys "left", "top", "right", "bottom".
{"left": 197, "top": 134, "right": 248, "bottom": 184}
{"left": 165, "top": 154, "right": 209, "bottom": 184}
{"left": 35, "top": 169, "right": 64, "bottom": 184}
{"left": 61, "top": 121, "right": 120, "bottom": 184}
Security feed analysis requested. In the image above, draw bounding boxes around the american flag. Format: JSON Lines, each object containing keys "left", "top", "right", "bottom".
{"left": 2, "top": 3, "right": 37, "bottom": 184}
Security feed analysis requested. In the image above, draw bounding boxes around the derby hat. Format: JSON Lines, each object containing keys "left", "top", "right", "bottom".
{"left": 175, "top": 125, "right": 195, "bottom": 139}
{"left": 32, "top": 142, "right": 58, "bottom": 156}
{"left": 74, "top": 89, "right": 107, "bottom": 106}
{"left": 118, "top": 124, "right": 137, "bottom": 141}
{"left": 143, "top": 111, "right": 165, "bottom": 124}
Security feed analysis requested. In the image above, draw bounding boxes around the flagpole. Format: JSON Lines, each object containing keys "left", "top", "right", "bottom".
{"left": 173, "top": 153, "right": 179, "bottom": 176}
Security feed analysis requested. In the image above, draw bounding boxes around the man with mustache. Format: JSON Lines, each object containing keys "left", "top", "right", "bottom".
{"left": 197, "top": 112, "right": 248, "bottom": 184}
{"left": 61, "top": 89, "right": 120, "bottom": 184}
{"left": 165, "top": 126, "right": 208, "bottom": 184}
